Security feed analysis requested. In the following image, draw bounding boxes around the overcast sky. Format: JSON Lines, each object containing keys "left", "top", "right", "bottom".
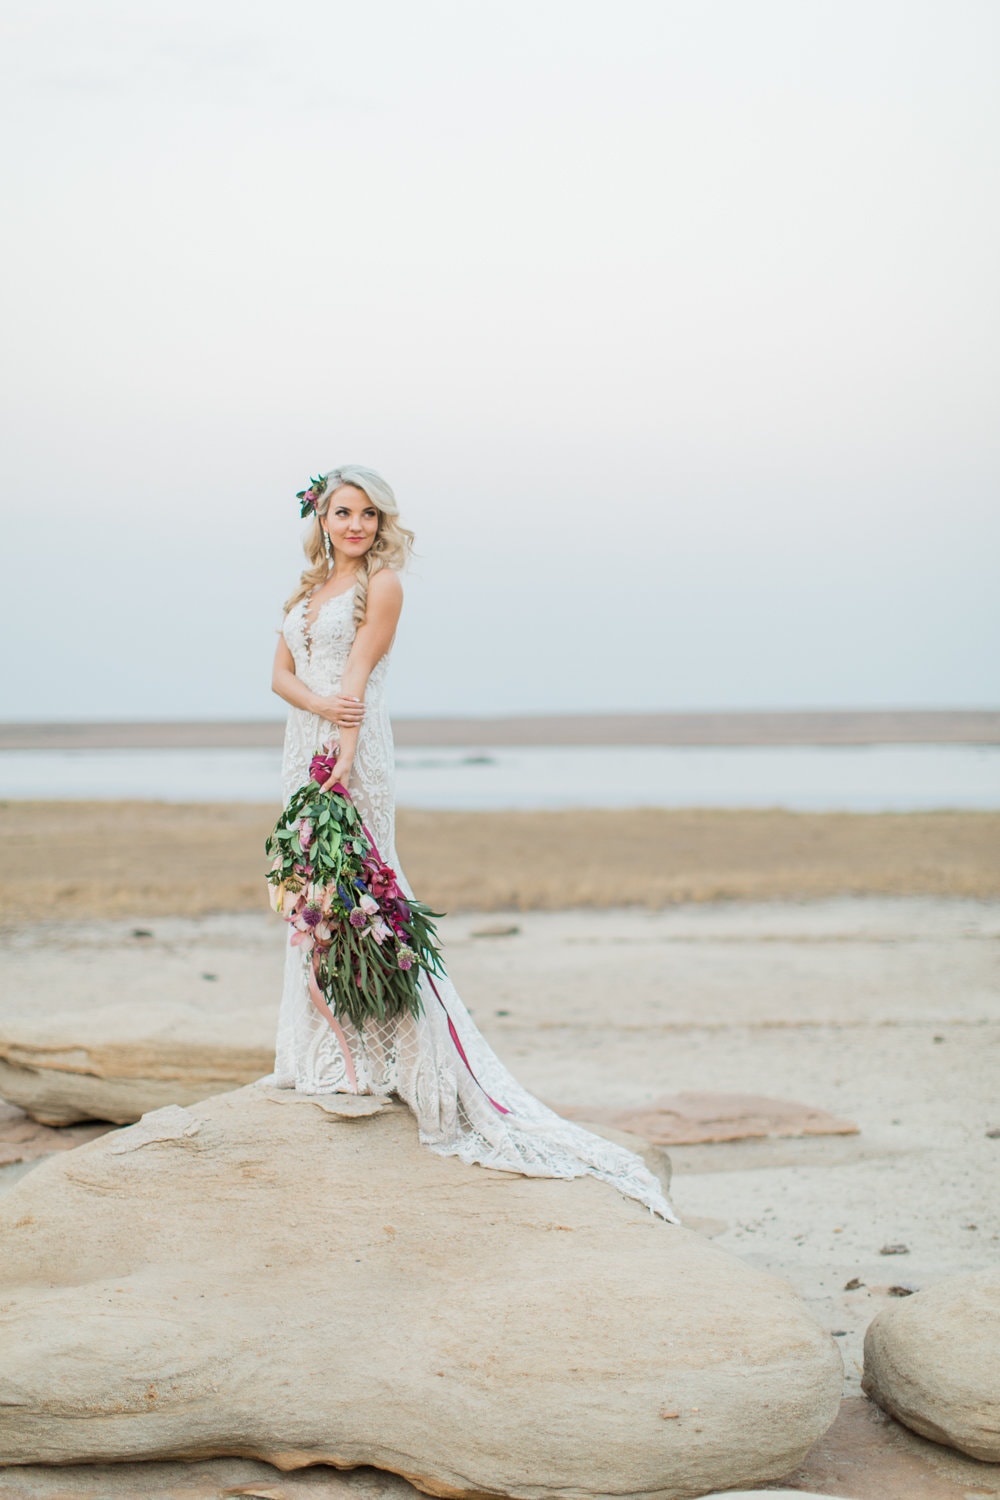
{"left": 1, "top": 0, "right": 997, "bottom": 721}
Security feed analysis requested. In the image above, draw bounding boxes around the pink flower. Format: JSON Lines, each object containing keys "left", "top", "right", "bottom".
{"left": 290, "top": 929, "right": 315, "bottom": 953}
{"left": 359, "top": 894, "right": 379, "bottom": 916}
{"left": 370, "top": 918, "right": 392, "bottom": 945}
{"left": 298, "top": 818, "right": 314, "bottom": 849}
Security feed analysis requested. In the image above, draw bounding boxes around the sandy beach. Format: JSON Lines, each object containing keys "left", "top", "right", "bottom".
{"left": 1, "top": 799, "right": 997, "bottom": 923}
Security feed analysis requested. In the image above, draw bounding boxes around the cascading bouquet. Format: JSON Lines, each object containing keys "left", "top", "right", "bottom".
{"left": 265, "top": 748, "right": 444, "bottom": 1029}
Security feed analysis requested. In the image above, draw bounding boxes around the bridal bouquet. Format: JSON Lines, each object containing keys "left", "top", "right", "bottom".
{"left": 265, "top": 750, "right": 444, "bottom": 1028}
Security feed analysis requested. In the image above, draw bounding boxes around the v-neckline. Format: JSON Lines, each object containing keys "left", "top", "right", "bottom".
{"left": 305, "top": 581, "right": 355, "bottom": 626}
{"left": 301, "top": 582, "right": 356, "bottom": 656}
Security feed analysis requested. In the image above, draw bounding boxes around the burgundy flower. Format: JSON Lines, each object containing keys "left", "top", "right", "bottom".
{"left": 365, "top": 861, "right": 399, "bottom": 900}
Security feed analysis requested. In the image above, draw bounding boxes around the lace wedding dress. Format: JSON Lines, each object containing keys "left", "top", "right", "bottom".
{"left": 270, "top": 583, "right": 677, "bottom": 1221}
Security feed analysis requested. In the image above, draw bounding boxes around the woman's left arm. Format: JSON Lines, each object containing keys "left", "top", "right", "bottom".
{"left": 325, "top": 570, "right": 403, "bottom": 787}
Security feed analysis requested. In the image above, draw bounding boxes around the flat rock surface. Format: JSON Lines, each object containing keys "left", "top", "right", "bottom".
{"left": 862, "top": 1268, "right": 1000, "bottom": 1461}
{"left": 555, "top": 1093, "right": 858, "bottom": 1145}
{"left": 785, "top": 1394, "right": 1000, "bottom": 1498}
{"left": 0, "top": 1101, "right": 113, "bottom": 1165}
{"left": 0, "top": 918, "right": 277, "bottom": 1123}
{"left": 0, "top": 1085, "right": 842, "bottom": 1500}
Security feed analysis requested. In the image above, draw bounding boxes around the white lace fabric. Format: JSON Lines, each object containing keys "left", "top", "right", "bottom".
{"left": 269, "top": 585, "right": 678, "bottom": 1222}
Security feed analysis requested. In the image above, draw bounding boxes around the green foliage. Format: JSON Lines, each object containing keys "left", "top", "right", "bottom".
{"left": 266, "top": 778, "right": 445, "bottom": 1029}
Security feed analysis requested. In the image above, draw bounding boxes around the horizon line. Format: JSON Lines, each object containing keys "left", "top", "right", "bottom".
{"left": 1, "top": 708, "right": 998, "bottom": 751}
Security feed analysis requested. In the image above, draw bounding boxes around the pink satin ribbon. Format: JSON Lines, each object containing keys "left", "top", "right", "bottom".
{"left": 306, "top": 953, "right": 359, "bottom": 1093}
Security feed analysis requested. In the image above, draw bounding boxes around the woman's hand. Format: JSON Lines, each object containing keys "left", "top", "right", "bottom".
{"left": 312, "top": 693, "right": 365, "bottom": 728}
{"left": 323, "top": 755, "right": 354, "bottom": 792}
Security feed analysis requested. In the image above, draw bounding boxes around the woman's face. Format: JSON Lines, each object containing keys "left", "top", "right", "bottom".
{"left": 324, "top": 484, "right": 379, "bottom": 562}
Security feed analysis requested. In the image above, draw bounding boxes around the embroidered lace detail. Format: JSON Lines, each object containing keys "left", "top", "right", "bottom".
{"left": 270, "top": 582, "right": 677, "bottom": 1221}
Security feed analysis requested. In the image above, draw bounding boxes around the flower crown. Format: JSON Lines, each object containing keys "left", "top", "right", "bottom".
{"left": 296, "top": 473, "right": 328, "bottom": 519}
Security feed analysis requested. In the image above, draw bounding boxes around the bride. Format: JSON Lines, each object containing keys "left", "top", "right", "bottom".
{"left": 269, "top": 464, "right": 677, "bottom": 1222}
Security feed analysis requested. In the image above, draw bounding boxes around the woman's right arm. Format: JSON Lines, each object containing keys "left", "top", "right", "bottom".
{"left": 271, "top": 637, "right": 364, "bottom": 728}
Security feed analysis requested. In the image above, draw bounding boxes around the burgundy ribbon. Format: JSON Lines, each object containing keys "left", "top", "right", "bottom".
{"left": 306, "top": 953, "right": 359, "bottom": 1093}
{"left": 426, "top": 975, "right": 510, "bottom": 1116}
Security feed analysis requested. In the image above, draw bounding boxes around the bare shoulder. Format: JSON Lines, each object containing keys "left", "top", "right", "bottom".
{"left": 367, "top": 568, "right": 404, "bottom": 607}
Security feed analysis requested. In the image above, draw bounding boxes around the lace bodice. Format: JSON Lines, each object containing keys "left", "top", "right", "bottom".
{"left": 280, "top": 586, "right": 395, "bottom": 853}
{"left": 269, "top": 575, "right": 677, "bottom": 1222}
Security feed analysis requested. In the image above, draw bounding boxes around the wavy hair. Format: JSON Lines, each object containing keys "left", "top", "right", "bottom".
{"left": 283, "top": 465, "right": 414, "bottom": 629}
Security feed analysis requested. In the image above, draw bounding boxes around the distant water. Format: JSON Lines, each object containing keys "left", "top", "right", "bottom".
{"left": 0, "top": 744, "right": 998, "bottom": 811}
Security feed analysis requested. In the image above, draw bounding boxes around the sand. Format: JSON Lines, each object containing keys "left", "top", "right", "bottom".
{"left": 0, "top": 800, "right": 997, "bottom": 923}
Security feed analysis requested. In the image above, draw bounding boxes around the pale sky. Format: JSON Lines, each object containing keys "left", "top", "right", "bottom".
{"left": 1, "top": 0, "right": 997, "bottom": 721}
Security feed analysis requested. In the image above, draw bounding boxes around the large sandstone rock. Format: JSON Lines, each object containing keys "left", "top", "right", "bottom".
{"left": 0, "top": 1477, "right": 849, "bottom": 1500}
{"left": 0, "top": 1037, "right": 272, "bottom": 1127}
{"left": 863, "top": 1268, "right": 1000, "bottom": 1461}
{"left": 0, "top": 1085, "right": 842, "bottom": 1499}
{"left": 0, "top": 1459, "right": 419, "bottom": 1498}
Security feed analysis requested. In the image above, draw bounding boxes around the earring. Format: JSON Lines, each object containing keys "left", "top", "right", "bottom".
{"left": 323, "top": 530, "right": 333, "bottom": 560}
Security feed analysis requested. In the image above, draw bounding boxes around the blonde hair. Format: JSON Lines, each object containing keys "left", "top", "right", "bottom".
{"left": 283, "top": 465, "right": 414, "bottom": 629}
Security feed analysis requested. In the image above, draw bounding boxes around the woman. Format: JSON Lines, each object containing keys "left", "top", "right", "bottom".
{"left": 269, "top": 464, "right": 676, "bottom": 1221}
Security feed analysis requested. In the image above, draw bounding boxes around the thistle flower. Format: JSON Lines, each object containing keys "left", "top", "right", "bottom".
{"left": 349, "top": 907, "right": 367, "bottom": 929}
{"left": 397, "top": 945, "right": 417, "bottom": 971}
